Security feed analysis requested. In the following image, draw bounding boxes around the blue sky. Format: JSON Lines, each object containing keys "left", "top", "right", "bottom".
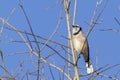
{"left": 0, "top": 0, "right": 120, "bottom": 80}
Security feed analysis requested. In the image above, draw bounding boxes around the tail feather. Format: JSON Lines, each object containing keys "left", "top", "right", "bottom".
{"left": 86, "top": 62, "right": 93, "bottom": 74}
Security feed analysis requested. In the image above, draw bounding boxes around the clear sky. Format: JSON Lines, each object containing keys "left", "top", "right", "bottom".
{"left": 0, "top": 0, "right": 120, "bottom": 80}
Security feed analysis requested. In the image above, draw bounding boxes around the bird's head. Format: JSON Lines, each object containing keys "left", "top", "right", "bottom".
{"left": 72, "top": 25, "right": 82, "bottom": 35}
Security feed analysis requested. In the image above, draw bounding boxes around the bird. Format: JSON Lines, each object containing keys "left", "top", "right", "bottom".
{"left": 72, "top": 24, "right": 93, "bottom": 74}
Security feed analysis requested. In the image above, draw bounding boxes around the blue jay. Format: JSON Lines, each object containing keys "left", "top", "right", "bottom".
{"left": 72, "top": 25, "right": 93, "bottom": 74}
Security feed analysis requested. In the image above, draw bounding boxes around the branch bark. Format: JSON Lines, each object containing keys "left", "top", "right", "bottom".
{"left": 63, "top": 0, "right": 80, "bottom": 80}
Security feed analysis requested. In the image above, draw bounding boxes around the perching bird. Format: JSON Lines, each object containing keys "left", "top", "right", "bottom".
{"left": 72, "top": 25, "right": 93, "bottom": 74}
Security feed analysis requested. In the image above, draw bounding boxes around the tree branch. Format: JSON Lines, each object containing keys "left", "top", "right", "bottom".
{"left": 63, "top": 0, "right": 80, "bottom": 80}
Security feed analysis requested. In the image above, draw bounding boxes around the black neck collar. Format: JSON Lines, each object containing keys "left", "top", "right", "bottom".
{"left": 73, "top": 28, "right": 81, "bottom": 35}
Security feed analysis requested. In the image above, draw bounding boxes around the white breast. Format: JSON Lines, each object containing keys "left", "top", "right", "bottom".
{"left": 73, "top": 37, "right": 82, "bottom": 52}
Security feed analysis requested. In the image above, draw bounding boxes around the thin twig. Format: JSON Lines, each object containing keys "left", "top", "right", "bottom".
{"left": 114, "top": 69, "right": 120, "bottom": 79}
{"left": 13, "top": 62, "right": 23, "bottom": 78}
{"left": 0, "top": 7, "right": 16, "bottom": 35}
{"left": 19, "top": 2, "right": 41, "bottom": 79}
{"left": 72, "top": 0, "right": 77, "bottom": 25}
{"left": 90, "top": 64, "right": 120, "bottom": 80}
{"left": 11, "top": 40, "right": 73, "bottom": 65}
{"left": 114, "top": 17, "right": 120, "bottom": 26}
{"left": 56, "top": 31, "right": 69, "bottom": 40}
{"left": 40, "top": 12, "right": 62, "bottom": 51}
{"left": 98, "top": 64, "right": 120, "bottom": 73}
{"left": 95, "top": 48, "right": 98, "bottom": 70}
{"left": 0, "top": 49, "right": 7, "bottom": 79}
{"left": 97, "top": 73, "right": 118, "bottom": 80}
{"left": 49, "top": 65, "right": 55, "bottom": 80}
{"left": 25, "top": 31, "right": 33, "bottom": 51}
{"left": 19, "top": 1, "right": 40, "bottom": 53}
{"left": 41, "top": 57, "right": 72, "bottom": 80}
{"left": 77, "top": 0, "right": 108, "bottom": 62}
{"left": 41, "top": 63, "right": 46, "bottom": 80}
{"left": 100, "top": 28, "right": 120, "bottom": 33}
{"left": 61, "top": 46, "right": 72, "bottom": 56}
{"left": 0, "top": 65, "right": 13, "bottom": 78}
{"left": 41, "top": 42, "right": 74, "bottom": 65}
{"left": 62, "top": 63, "right": 66, "bottom": 80}
{"left": 0, "top": 18, "right": 36, "bottom": 55}
{"left": 6, "top": 26, "right": 70, "bottom": 48}
{"left": 0, "top": 18, "right": 72, "bottom": 79}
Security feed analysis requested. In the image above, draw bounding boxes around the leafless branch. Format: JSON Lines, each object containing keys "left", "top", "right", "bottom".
{"left": 0, "top": 7, "right": 16, "bottom": 35}
{"left": 0, "top": 50, "right": 7, "bottom": 79}
{"left": 64, "top": 0, "right": 80, "bottom": 80}
{"left": 4, "top": 26, "right": 70, "bottom": 48}
{"left": 40, "top": 11, "right": 62, "bottom": 52}
{"left": 13, "top": 62, "right": 23, "bottom": 78}
{"left": 100, "top": 17, "right": 120, "bottom": 33}
{"left": 48, "top": 65, "right": 55, "bottom": 80}
{"left": 0, "top": 0, "right": 119, "bottom": 80}
{"left": 56, "top": 31, "right": 69, "bottom": 40}
{"left": 114, "top": 17, "right": 120, "bottom": 26}
{"left": 89, "top": 64, "right": 120, "bottom": 80}
{"left": 11, "top": 40, "right": 73, "bottom": 65}
{"left": 0, "top": 65, "right": 13, "bottom": 78}
{"left": 0, "top": 17, "right": 72, "bottom": 80}
{"left": 100, "top": 28, "right": 120, "bottom": 33}
{"left": 40, "top": 42, "right": 74, "bottom": 65}
{"left": 77, "top": 0, "right": 108, "bottom": 63}
{"left": 72, "top": 0, "right": 77, "bottom": 25}
{"left": 19, "top": 1, "right": 41, "bottom": 79}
